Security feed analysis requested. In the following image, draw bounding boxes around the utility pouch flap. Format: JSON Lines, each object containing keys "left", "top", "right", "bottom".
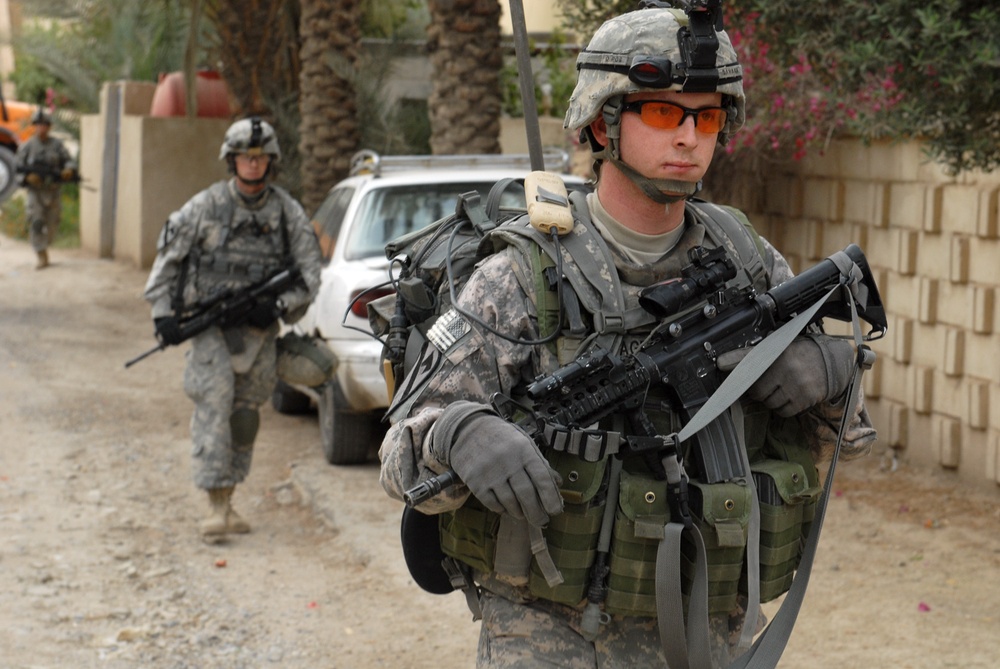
{"left": 689, "top": 481, "right": 752, "bottom": 548}
{"left": 618, "top": 470, "right": 670, "bottom": 525}
{"left": 547, "top": 450, "right": 608, "bottom": 505}
{"left": 751, "top": 459, "right": 821, "bottom": 506}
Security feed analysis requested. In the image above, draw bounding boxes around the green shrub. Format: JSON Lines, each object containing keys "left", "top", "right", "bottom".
{"left": 557, "top": 0, "right": 1000, "bottom": 175}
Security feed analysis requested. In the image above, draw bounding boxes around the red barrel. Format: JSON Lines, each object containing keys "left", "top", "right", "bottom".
{"left": 150, "top": 70, "right": 232, "bottom": 118}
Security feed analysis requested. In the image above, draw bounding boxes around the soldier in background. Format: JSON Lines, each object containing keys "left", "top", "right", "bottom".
{"left": 16, "top": 109, "right": 76, "bottom": 269}
{"left": 143, "top": 117, "right": 322, "bottom": 542}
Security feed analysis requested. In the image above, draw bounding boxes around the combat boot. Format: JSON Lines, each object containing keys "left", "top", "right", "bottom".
{"left": 225, "top": 486, "right": 251, "bottom": 534}
{"left": 200, "top": 488, "right": 231, "bottom": 539}
{"left": 35, "top": 250, "right": 49, "bottom": 270}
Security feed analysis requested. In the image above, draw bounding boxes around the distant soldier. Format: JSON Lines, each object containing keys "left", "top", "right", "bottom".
{"left": 143, "top": 117, "right": 322, "bottom": 541}
{"left": 16, "top": 109, "right": 76, "bottom": 269}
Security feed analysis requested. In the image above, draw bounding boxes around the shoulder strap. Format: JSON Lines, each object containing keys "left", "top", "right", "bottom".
{"left": 688, "top": 200, "right": 767, "bottom": 293}
{"left": 489, "top": 190, "right": 627, "bottom": 354}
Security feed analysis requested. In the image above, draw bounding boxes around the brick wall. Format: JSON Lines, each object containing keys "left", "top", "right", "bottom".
{"left": 727, "top": 138, "right": 1000, "bottom": 495}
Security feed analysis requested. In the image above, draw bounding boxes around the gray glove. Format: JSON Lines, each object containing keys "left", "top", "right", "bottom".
{"left": 718, "top": 336, "right": 855, "bottom": 417}
{"left": 433, "top": 401, "right": 563, "bottom": 526}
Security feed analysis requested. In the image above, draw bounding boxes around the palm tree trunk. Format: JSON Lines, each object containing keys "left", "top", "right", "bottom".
{"left": 298, "top": 0, "right": 361, "bottom": 214}
{"left": 426, "top": 0, "right": 503, "bottom": 155}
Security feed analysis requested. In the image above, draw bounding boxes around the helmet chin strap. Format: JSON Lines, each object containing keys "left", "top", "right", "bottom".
{"left": 607, "top": 155, "right": 701, "bottom": 204}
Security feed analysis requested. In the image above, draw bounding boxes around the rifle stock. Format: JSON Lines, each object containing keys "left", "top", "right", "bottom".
{"left": 124, "top": 268, "right": 300, "bottom": 369}
{"left": 403, "top": 244, "right": 886, "bottom": 506}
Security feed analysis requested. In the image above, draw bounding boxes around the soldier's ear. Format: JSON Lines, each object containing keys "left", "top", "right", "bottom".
{"left": 588, "top": 118, "right": 609, "bottom": 147}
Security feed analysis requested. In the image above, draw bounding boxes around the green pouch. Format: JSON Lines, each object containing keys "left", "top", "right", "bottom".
{"left": 605, "top": 469, "right": 670, "bottom": 617}
{"left": 683, "top": 480, "right": 753, "bottom": 614}
{"left": 275, "top": 332, "right": 337, "bottom": 387}
{"left": 439, "top": 497, "right": 500, "bottom": 575}
{"left": 528, "top": 452, "right": 608, "bottom": 605}
{"left": 743, "top": 458, "right": 821, "bottom": 602}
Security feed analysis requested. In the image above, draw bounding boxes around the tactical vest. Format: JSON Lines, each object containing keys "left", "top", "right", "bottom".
{"left": 437, "top": 193, "right": 820, "bottom": 617}
{"left": 173, "top": 182, "right": 293, "bottom": 315}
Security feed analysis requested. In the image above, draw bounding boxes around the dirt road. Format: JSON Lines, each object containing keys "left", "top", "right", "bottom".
{"left": 1, "top": 235, "right": 998, "bottom": 669}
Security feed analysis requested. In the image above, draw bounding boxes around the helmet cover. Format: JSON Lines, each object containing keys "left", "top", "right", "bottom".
{"left": 564, "top": 7, "right": 744, "bottom": 142}
{"left": 219, "top": 117, "right": 282, "bottom": 162}
{"left": 31, "top": 109, "right": 53, "bottom": 126}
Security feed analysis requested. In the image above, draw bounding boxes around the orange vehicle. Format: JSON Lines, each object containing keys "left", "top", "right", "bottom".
{"left": 0, "top": 87, "right": 40, "bottom": 202}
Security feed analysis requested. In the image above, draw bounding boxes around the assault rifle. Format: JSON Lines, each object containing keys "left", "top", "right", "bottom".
{"left": 18, "top": 162, "right": 81, "bottom": 185}
{"left": 124, "top": 268, "right": 300, "bottom": 368}
{"left": 403, "top": 244, "right": 886, "bottom": 506}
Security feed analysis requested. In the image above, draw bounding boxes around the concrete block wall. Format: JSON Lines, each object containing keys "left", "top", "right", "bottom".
{"left": 731, "top": 138, "right": 1000, "bottom": 495}
{"left": 80, "top": 81, "right": 231, "bottom": 268}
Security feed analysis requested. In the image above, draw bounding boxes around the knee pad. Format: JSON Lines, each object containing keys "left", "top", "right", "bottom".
{"left": 230, "top": 408, "right": 260, "bottom": 449}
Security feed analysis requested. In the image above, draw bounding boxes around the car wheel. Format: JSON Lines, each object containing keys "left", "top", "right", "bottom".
{"left": 0, "top": 146, "right": 19, "bottom": 204}
{"left": 271, "top": 380, "right": 313, "bottom": 415}
{"left": 318, "top": 381, "right": 380, "bottom": 465}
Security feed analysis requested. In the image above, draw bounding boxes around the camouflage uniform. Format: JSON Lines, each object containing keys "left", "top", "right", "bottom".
{"left": 381, "top": 7, "right": 876, "bottom": 667}
{"left": 16, "top": 132, "right": 73, "bottom": 254}
{"left": 144, "top": 178, "right": 322, "bottom": 489}
{"left": 380, "top": 194, "right": 876, "bottom": 667}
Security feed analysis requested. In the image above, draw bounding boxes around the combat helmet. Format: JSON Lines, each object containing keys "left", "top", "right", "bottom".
{"left": 564, "top": 1, "right": 744, "bottom": 203}
{"left": 219, "top": 116, "right": 281, "bottom": 162}
{"left": 30, "top": 109, "right": 53, "bottom": 126}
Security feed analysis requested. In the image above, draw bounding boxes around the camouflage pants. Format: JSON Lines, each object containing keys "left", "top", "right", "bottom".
{"left": 26, "top": 188, "right": 60, "bottom": 252}
{"left": 183, "top": 326, "right": 276, "bottom": 490}
{"left": 475, "top": 591, "right": 741, "bottom": 668}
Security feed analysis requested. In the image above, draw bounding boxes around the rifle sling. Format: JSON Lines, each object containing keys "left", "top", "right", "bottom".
{"left": 656, "top": 280, "right": 874, "bottom": 669}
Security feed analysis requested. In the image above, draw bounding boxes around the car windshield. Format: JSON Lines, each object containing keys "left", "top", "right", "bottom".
{"left": 344, "top": 181, "right": 526, "bottom": 260}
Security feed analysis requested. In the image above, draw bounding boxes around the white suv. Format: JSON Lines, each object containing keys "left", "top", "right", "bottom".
{"left": 275, "top": 150, "right": 589, "bottom": 465}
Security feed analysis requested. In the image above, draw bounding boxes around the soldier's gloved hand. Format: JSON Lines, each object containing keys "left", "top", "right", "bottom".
{"left": 25, "top": 173, "right": 42, "bottom": 187}
{"left": 246, "top": 297, "right": 282, "bottom": 329}
{"left": 434, "top": 401, "right": 563, "bottom": 526}
{"left": 154, "top": 316, "right": 183, "bottom": 346}
{"left": 718, "top": 336, "right": 856, "bottom": 417}
{"left": 61, "top": 168, "right": 76, "bottom": 182}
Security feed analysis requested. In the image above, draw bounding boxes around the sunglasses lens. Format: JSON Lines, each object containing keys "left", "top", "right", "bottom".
{"left": 635, "top": 102, "right": 727, "bottom": 133}
{"left": 696, "top": 108, "right": 726, "bottom": 133}
{"left": 639, "top": 102, "right": 685, "bottom": 129}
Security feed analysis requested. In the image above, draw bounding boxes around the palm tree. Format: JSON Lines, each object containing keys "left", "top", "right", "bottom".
{"left": 426, "top": 0, "right": 502, "bottom": 155}
{"left": 297, "top": 0, "right": 362, "bottom": 214}
{"left": 203, "top": 0, "right": 303, "bottom": 194}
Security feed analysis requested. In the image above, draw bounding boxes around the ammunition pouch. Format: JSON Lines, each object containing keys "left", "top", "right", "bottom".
{"left": 604, "top": 471, "right": 752, "bottom": 617}
{"left": 275, "top": 332, "right": 337, "bottom": 387}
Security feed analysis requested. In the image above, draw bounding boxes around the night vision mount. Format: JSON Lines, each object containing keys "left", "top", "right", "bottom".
{"left": 632, "top": 0, "right": 732, "bottom": 93}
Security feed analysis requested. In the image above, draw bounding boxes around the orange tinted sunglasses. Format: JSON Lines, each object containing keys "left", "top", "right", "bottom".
{"left": 621, "top": 100, "right": 728, "bottom": 134}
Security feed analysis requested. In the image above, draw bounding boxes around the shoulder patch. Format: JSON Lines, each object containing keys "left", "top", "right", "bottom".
{"left": 426, "top": 308, "right": 471, "bottom": 351}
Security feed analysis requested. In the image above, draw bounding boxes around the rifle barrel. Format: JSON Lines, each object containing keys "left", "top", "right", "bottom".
{"left": 124, "top": 343, "right": 165, "bottom": 369}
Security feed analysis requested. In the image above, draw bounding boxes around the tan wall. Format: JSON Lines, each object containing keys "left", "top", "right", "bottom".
{"left": 115, "top": 116, "right": 229, "bottom": 268}
{"left": 730, "top": 139, "right": 1000, "bottom": 495}
{"left": 500, "top": 0, "right": 565, "bottom": 36}
{"left": 79, "top": 80, "right": 230, "bottom": 268}
{"left": 78, "top": 114, "right": 104, "bottom": 256}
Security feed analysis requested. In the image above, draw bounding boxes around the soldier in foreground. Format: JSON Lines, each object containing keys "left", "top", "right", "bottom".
{"left": 144, "top": 118, "right": 321, "bottom": 541}
{"left": 379, "top": 4, "right": 876, "bottom": 668}
{"left": 16, "top": 109, "right": 76, "bottom": 269}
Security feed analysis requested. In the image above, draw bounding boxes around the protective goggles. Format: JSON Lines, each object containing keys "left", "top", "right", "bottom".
{"left": 621, "top": 99, "right": 728, "bottom": 134}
